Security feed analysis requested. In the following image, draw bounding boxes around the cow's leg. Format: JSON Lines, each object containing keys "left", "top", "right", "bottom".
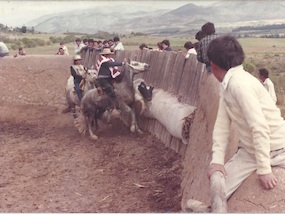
{"left": 129, "top": 108, "right": 143, "bottom": 134}
{"left": 86, "top": 113, "right": 98, "bottom": 140}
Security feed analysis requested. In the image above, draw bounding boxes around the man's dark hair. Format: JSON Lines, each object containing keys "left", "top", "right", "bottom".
{"left": 207, "top": 35, "right": 245, "bottom": 71}
{"left": 184, "top": 41, "right": 195, "bottom": 49}
{"left": 139, "top": 43, "right": 148, "bottom": 50}
{"left": 113, "top": 36, "right": 120, "bottom": 42}
{"left": 259, "top": 68, "right": 269, "bottom": 78}
{"left": 195, "top": 30, "right": 206, "bottom": 41}
{"left": 83, "top": 39, "right": 88, "bottom": 43}
{"left": 161, "top": 39, "right": 170, "bottom": 46}
{"left": 75, "top": 38, "right": 81, "bottom": 42}
{"left": 202, "top": 22, "right": 215, "bottom": 35}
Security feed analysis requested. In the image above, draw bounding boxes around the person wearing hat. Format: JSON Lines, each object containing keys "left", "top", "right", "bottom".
{"left": 70, "top": 55, "right": 86, "bottom": 101}
{"left": 95, "top": 48, "right": 126, "bottom": 108}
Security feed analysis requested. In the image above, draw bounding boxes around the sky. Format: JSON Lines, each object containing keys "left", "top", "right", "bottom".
{"left": 0, "top": 0, "right": 216, "bottom": 27}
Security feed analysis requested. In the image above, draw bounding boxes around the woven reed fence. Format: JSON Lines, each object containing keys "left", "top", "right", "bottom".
{"left": 80, "top": 49, "right": 205, "bottom": 155}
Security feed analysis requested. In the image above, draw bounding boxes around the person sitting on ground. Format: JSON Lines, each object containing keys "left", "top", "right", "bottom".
{"left": 14, "top": 47, "right": 26, "bottom": 57}
{"left": 258, "top": 68, "right": 277, "bottom": 104}
{"left": 197, "top": 22, "right": 219, "bottom": 72}
{"left": 70, "top": 55, "right": 86, "bottom": 101}
{"left": 111, "top": 36, "right": 124, "bottom": 51}
{"left": 184, "top": 41, "right": 197, "bottom": 59}
{"left": 206, "top": 35, "right": 285, "bottom": 209}
{"left": 60, "top": 42, "right": 69, "bottom": 55}
{"left": 95, "top": 48, "right": 126, "bottom": 109}
{"left": 161, "top": 39, "right": 172, "bottom": 51}
{"left": 0, "top": 41, "right": 9, "bottom": 57}
{"left": 55, "top": 47, "right": 66, "bottom": 55}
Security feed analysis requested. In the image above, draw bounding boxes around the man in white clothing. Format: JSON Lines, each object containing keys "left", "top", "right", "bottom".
{"left": 74, "top": 38, "right": 85, "bottom": 54}
{"left": 206, "top": 36, "right": 285, "bottom": 205}
{"left": 112, "top": 36, "right": 124, "bottom": 51}
{"left": 258, "top": 68, "right": 277, "bottom": 104}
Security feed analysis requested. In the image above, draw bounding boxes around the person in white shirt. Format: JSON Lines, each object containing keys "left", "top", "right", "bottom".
{"left": 206, "top": 36, "right": 285, "bottom": 206}
{"left": 60, "top": 42, "right": 69, "bottom": 55}
{"left": 184, "top": 41, "right": 197, "bottom": 59}
{"left": 0, "top": 41, "right": 9, "bottom": 57}
{"left": 258, "top": 68, "right": 277, "bottom": 104}
{"left": 74, "top": 38, "right": 85, "bottom": 54}
{"left": 111, "top": 36, "right": 124, "bottom": 51}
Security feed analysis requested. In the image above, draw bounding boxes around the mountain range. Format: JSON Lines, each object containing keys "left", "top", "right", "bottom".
{"left": 27, "top": 1, "right": 285, "bottom": 36}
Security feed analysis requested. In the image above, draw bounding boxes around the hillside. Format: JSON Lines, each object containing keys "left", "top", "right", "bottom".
{"left": 23, "top": 1, "right": 285, "bottom": 36}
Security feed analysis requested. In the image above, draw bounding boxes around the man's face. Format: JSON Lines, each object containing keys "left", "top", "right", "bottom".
{"left": 210, "top": 61, "right": 224, "bottom": 82}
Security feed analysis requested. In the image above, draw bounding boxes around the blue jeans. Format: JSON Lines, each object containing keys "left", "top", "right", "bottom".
{"left": 74, "top": 80, "right": 83, "bottom": 101}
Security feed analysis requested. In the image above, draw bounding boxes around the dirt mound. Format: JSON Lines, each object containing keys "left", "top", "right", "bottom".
{"left": 0, "top": 102, "right": 182, "bottom": 212}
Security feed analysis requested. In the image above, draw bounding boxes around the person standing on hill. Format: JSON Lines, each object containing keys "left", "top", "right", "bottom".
{"left": 0, "top": 41, "right": 9, "bottom": 57}
{"left": 258, "top": 68, "right": 277, "bottom": 104}
{"left": 206, "top": 35, "right": 285, "bottom": 210}
{"left": 197, "top": 22, "right": 219, "bottom": 72}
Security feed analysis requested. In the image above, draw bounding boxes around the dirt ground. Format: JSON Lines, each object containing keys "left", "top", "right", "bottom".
{"left": 0, "top": 102, "right": 183, "bottom": 213}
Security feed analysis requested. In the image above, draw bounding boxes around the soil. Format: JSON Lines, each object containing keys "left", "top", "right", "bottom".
{"left": 0, "top": 102, "right": 183, "bottom": 213}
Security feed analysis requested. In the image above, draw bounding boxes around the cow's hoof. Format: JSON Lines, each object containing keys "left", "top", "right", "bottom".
{"left": 130, "top": 125, "right": 136, "bottom": 133}
{"left": 90, "top": 135, "right": 98, "bottom": 140}
{"left": 185, "top": 199, "right": 210, "bottom": 213}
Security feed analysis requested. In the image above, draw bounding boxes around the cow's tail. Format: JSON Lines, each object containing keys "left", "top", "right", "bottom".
{"left": 74, "top": 112, "right": 88, "bottom": 135}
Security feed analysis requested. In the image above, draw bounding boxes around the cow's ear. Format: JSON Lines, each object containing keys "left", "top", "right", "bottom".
{"left": 150, "top": 86, "right": 154, "bottom": 91}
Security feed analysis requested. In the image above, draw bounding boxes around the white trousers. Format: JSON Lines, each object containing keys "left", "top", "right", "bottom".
{"left": 225, "top": 147, "right": 285, "bottom": 199}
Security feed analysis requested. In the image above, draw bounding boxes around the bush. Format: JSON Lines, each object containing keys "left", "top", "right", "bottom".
{"left": 243, "top": 61, "right": 256, "bottom": 74}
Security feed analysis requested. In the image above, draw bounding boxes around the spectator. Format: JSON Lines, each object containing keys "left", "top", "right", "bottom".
{"left": 195, "top": 30, "right": 206, "bottom": 42}
{"left": 206, "top": 35, "right": 285, "bottom": 208}
{"left": 197, "top": 22, "right": 219, "bottom": 72}
{"left": 154, "top": 42, "right": 163, "bottom": 51}
{"left": 139, "top": 43, "right": 149, "bottom": 50}
{"left": 108, "top": 39, "right": 114, "bottom": 48}
{"left": 60, "top": 42, "right": 69, "bottom": 55}
{"left": 102, "top": 40, "right": 110, "bottom": 49}
{"left": 0, "top": 41, "right": 9, "bottom": 57}
{"left": 74, "top": 38, "right": 85, "bottom": 54}
{"left": 112, "top": 36, "right": 124, "bottom": 51}
{"left": 184, "top": 41, "right": 197, "bottom": 59}
{"left": 161, "top": 39, "right": 172, "bottom": 51}
{"left": 79, "top": 39, "right": 95, "bottom": 53}
{"left": 83, "top": 39, "right": 88, "bottom": 46}
{"left": 55, "top": 47, "right": 66, "bottom": 55}
{"left": 258, "top": 68, "right": 277, "bottom": 104}
{"left": 14, "top": 47, "right": 26, "bottom": 57}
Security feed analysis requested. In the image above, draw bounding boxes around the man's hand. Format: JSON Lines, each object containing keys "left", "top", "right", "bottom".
{"left": 207, "top": 163, "right": 227, "bottom": 179}
{"left": 258, "top": 173, "right": 277, "bottom": 189}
